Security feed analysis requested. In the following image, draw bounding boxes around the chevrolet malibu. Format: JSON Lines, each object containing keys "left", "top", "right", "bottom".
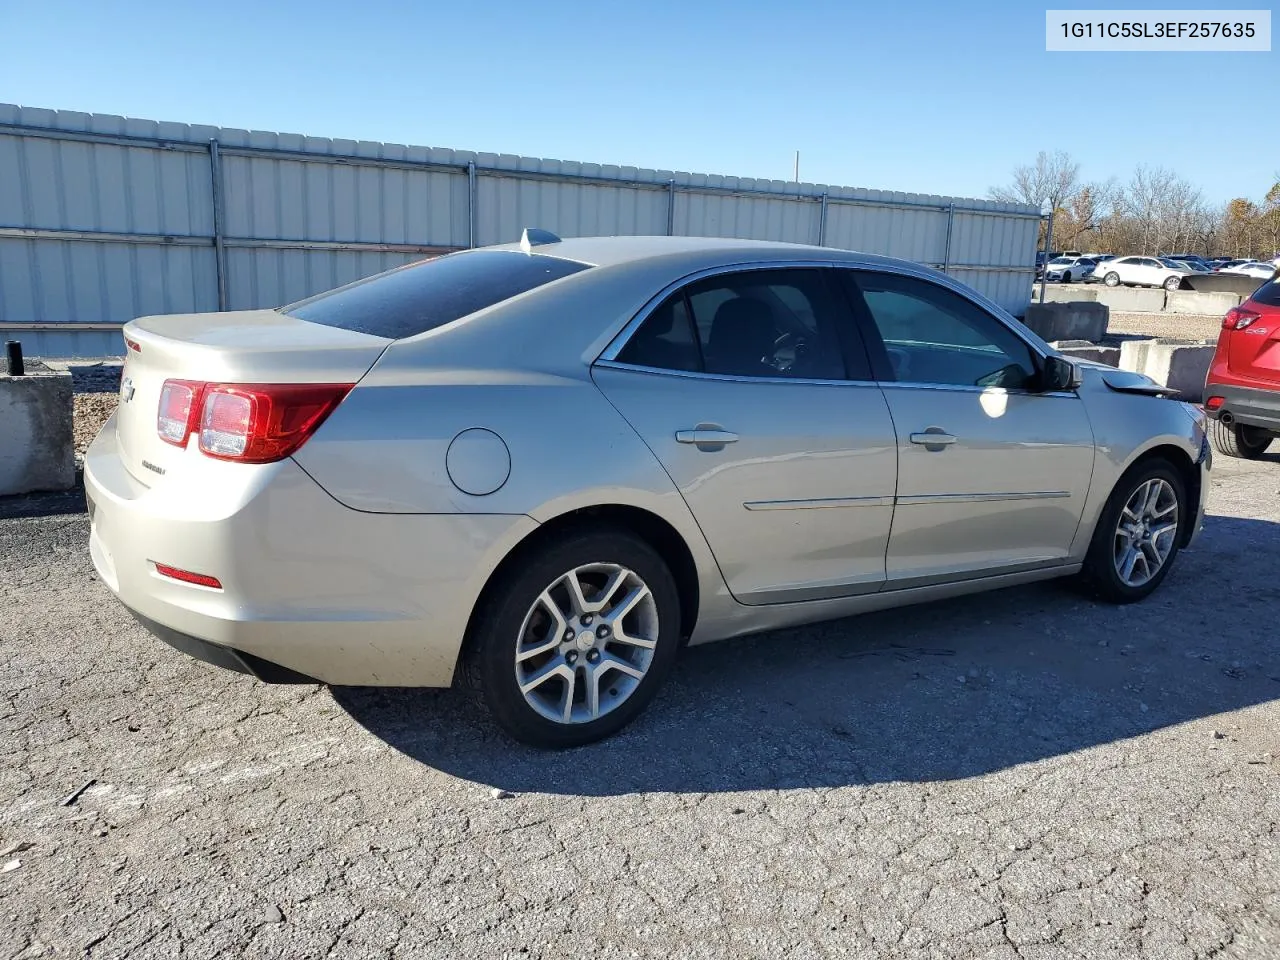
{"left": 86, "top": 233, "right": 1210, "bottom": 747}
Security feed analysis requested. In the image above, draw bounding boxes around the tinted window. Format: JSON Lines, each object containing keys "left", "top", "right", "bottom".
{"left": 852, "top": 272, "right": 1037, "bottom": 390}
{"left": 615, "top": 296, "right": 701, "bottom": 372}
{"left": 284, "top": 251, "right": 591, "bottom": 339}
{"left": 615, "top": 269, "right": 863, "bottom": 380}
{"left": 1253, "top": 279, "right": 1280, "bottom": 306}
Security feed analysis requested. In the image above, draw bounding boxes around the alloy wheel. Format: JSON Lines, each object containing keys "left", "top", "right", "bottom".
{"left": 513, "top": 563, "right": 659, "bottom": 724}
{"left": 1112, "top": 478, "right": 1179, "bottom": 587}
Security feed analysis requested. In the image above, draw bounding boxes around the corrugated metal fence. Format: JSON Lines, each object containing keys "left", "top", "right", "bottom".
{"left": 0, "top": 104, "right": 1042, "bottom": 357}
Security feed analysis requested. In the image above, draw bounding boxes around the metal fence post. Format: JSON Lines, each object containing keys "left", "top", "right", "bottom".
{"left": 467, "top": 160, "right": 478, "bottom": 249}
{"left": 818, "top": 193, "right": 829, "bottom": 247}
{"left": 1039, "top": 210, "right": 1054, "bottom": 304}
{"left": 666, "top": 180, "right": 676, "bottom": 236}
{"left": 208, "top": 139, "right": 228, "bottom": 311}
{"left": 942, "top": 202, "right": 955, "bottom": 272}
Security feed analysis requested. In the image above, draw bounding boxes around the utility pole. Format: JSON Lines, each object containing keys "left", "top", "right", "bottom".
{"left": 794, "top": 151, "right": 800, "bottom": 183}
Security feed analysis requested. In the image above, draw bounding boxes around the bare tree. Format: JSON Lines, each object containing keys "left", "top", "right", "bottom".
{"left": 990, "top": 150, "right": 1081, "bottom": 213}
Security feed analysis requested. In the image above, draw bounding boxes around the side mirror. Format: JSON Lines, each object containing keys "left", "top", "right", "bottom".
{"left": 1041, "top": 355, "right": 1082, "bottom": 392}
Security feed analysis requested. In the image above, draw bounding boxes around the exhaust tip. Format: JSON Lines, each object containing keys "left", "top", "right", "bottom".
{"left": 1219, "top": 411, "right": 1233, "bottom": 425}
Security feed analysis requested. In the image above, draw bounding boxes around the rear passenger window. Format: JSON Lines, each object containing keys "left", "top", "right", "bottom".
{"left": 1253, "top": 278, "right": 1280, "bottom": 306}
{"left": 614, "top": 269, "right": 864, "bottom": 380}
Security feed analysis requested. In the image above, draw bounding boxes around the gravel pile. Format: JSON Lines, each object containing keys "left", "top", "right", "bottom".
{"left": 61, "top": 362, "right": 123, "bottom": 456}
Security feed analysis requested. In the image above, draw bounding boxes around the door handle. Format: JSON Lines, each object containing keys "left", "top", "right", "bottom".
{"left": 676, "top": 428, "right": 739, "bottom": 446}
{"left": 910, "top": 430, "right": 957, "bottom": 447}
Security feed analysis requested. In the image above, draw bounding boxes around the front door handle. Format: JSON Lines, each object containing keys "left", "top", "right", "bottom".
{"left": 910, "top": 430, "right": 957, "bottom": 448}
{"left": 676, "top": 427, "right": 739, "bottom": 447}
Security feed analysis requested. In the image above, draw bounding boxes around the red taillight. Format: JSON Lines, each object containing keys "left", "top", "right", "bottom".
{"left": 197, "top": 383, "right": 353, "bottom": 463}
{"left": 1206, "top": 396, "right": 1224, "bottom": 411}
{"left": 124, "top": 337, "right": 141, "bottom": 353}
{"left": 154, "top": 563, "right": 223, "bottom": 589}
{"left": 1223, "top": 307, "right": 1261, "bottom": 330}
{"left": 157, "top": 380, "right": 204, "bottom": 446}
{"left": 157, "top": 380, "right": 351, "bottom": 461}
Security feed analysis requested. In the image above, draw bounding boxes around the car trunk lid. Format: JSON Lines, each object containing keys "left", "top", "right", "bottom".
{"left": 115, "top": 309, "right": 389, "bottom": 485}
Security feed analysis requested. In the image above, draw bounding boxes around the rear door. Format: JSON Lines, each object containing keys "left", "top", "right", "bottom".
{"left": 593, "top": 266, "right": 898, "bottom": 604}
{"left": 1229, "top": 278, "right": 1280, "bottom": 384}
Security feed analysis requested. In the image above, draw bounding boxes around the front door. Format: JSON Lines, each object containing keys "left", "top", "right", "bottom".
{"left": 842, "top": 269, "right": 1096, "bottom": 586}
{"left": 593, "top": 267, "right": 898, "bottom": 604}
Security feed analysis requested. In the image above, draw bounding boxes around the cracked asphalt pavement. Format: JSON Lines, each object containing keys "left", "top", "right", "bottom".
{"left": 1, "top": 452, "right": 1278, "bottom": 959}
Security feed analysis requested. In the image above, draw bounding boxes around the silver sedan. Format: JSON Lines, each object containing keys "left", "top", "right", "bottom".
{"left": 86, "top": 233, "right": 1211, "bottom": 746}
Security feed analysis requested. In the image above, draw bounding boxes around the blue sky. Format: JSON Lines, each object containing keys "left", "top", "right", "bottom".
{"left": 1, "top": 0, "right": 1274, "bottom": 205}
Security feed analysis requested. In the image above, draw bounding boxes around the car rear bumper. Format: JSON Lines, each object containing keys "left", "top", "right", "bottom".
{"left": 84, "top": 414, "right": 538, "bottom": 687}
{"left": 1202, "top": 382, "right": 1280, "bottom": 431}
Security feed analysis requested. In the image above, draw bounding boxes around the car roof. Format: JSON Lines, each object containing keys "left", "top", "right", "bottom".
{"left": 483, "top": 234, "right": 943, "bottom": 276}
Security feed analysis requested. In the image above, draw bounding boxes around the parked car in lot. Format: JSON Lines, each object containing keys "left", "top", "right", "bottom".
{"left": 1098, "top": 256, "right": 1192, "bottom": 290}
{"left": 1044, "top": 255, "right": 1096, "bottom": 283}
{"left": 84, "top": 233, "right": 1211, "bottom": 746}
{"left": 1203, "top": 275, "right": 1280, "bottom": 459}
{"left": 1215, "top": 259, "right": 1255, "bottom": 272}
{"left": 1163, "top": 253, "right": 1210, "bottom": 269}
{"left": 1221, "top": 261, "right": 1279, "bottom": 282}
{"left": 1170, "top": 258, "right": 1211, "bottom": 273}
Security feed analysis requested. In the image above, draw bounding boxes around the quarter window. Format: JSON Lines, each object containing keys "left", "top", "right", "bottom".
{"left": 851, "top": 272, "right": 1038, "bottom": 390}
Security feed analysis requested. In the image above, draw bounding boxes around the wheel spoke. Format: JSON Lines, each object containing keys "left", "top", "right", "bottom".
{"left": 516, "top": 592, "right": 567, "bottom": 662}
{"left": 1139, "top": 539, "right": 1163, "bottom": 569}
{"left": 1142, "top": 480, "right": 1164, "bottom": 518}
{"left": 594, "top": 569, "right": 629, "bottom": 611}
{"left": 604, "top": 584, "right": 651, "bottom": 625}
{"left": 519, "top": 658, "right": 571, "bottom": 694}
{"left": 560, "top": 669, "right": 577, "bottom": 723}
{"left": 1120, "top": 503, "right": 1141, "bottom": 524}
{"left": 597, "top": 652, "right": 646, "bottom": 681}
{"left": 1149, "top": 521, "right": 1177, "bottom": 543}
{"left": 1119, "top": 545, "right": 1140, "bottom": 581}
{"left": 610, "top": 627, "right": 657, "bottom": 651}
{"left": 585, "top": 663, "right": 604, "bottom": 719}
{"left": 561, "top": 570, "right": 592, "bottom": 616}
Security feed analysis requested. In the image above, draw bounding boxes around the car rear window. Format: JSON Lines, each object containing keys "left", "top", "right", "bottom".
{"left": 283, "top": 250, "right": 592, "bottom": 339}
{"left": 1252, "top": 278, "right": 1280, "bottom": 306}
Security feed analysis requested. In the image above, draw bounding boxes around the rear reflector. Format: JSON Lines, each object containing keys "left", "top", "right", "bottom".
{"left": 1223, "top": 307, "right": 1261, "bottom": 330}
{"left": 154, "top": 563, "right": 223, "bottom": 589}
{"left": 1206, "top": 396, "right": 1224, "bottom": 411}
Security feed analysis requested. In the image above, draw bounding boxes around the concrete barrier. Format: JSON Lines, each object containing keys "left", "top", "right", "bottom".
{"left": 1119, "top": 337, "right": 1216, "bottom": 400}
{"left": 1050, "top": 340, "right": 1120, "bottom": 367}
{"left": 1164, "top": 290, "right": 1242, "bottom": 315}
{"left": 1094, "top": 287, "right": 1168, "bottom": 313}
{"left": 1183, "top": 274, "right": 1267, "bottom": 297}
{"left": 1040, "top": 285, "right": 1099, "bottom": 303}
{"left": 1022, "top": 301, "right": 1109, "bottom": 343}
{"left": 0, "top": 366, "right": 75, "bottom": 496}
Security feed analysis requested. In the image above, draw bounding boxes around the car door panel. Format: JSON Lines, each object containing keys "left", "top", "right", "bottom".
{"left": 841, "top": 269, "right": 1096, "bottom": 585}
{"left": 877, "top": 384, "right": 1094, "bottom": 583}
{"left": 592, "top": 367, "right": 897, "bottom": 602}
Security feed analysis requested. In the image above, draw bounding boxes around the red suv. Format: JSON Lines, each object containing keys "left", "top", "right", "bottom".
{"left": 1203, "top": 273, "right": 1280, "bottom": 458}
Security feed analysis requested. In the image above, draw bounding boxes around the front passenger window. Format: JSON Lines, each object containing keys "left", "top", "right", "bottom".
{"left": 851, "top": 272, "right": 1038, "bottom": 390}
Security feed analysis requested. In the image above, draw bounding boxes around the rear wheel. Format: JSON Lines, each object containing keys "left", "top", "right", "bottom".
{"left": 462, "top": 527, "right": 682, "bottom": 747}
{"left": 1062, "top": 271, "right": 1073, "bottom": 284}
{"left": 1210, "top": 418, "right": 1273, "bottom": 459}
{"left": 1104, "top": 272, "right": 1121, "bottom": 286}
{"left": 1080, "top": 460, "right": 1185, "bottom": 604}
{"left": 1164, "top": 275, "right": 1182, "bottom": 291}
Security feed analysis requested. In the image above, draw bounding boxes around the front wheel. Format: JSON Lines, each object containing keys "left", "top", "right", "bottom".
{"left": 1079, "top": 460, "right": 1185, "bottom": 603}
{"left": 1164, "top": 275, "right": 1182, "bottom": 291}
{"left": 1210, "top": 418, "right": 1273, "bottom": 459}
{"left": 1062, "top": 271, "right": 1072, "bottom": 284}
{"left": 462, "top": 527, "right": 682, "bottom": 747}
{"left": 1104, "top": 272, "right": 1121, "bottom": 286}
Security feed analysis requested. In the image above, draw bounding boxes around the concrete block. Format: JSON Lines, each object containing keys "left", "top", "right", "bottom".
{"left": 1023, "top": 301, "right": 1109, "bottom": 343}
{"left": 1119, "top": 338, "right": 1215, "bottom": 400}
{"left": 1164, "top": 290, "right": 1242, "bottom": 315}
{"left": 1050, "top": 341, "right": 1121, "bottom": 367}
{"left": 1182, "top": 274, "right": 1267, "bottom": 298}
{"left": 1039, "top": 285, "right": 1099, "bottom": 303}
{"left": 1094, "top": 286, "right": 1167, "bottom": 313}
{"left": 0, "top": 368, "right": 75, "bottom": 496}
{"left": 1143, "top": 340, "right": 1216, "bottom": 400}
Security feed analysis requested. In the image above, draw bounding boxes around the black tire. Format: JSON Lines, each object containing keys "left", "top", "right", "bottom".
{"left": 1079, "top": 458, "right": 1186, "bottom": 604}
{"left": 1210, "top": 418, "right": 1273, "bottom": 459}
{"left": 1164, "top": 275, "right": 1182, "bottom": 291}
{"left": 1104, "top": 272, "right": 1121, "bottom": 286}
{"left": 461, "top": 526, "right": 682, "bottom": 748}
{"left": 1062, "top": 271, "right": 1072, "bottom": 284}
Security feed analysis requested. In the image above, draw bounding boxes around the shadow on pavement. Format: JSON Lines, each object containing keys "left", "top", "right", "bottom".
{"left": 335, "top": 513, "right": 1280, "bottom": 796}
{"left": 0, "top": 475, "right": 87, "bottom": 520}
